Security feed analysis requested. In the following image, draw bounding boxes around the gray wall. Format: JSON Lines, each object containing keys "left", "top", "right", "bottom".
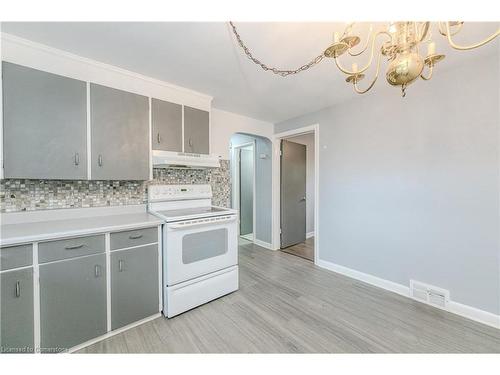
{"left": 275, "top": 54, "right": 500, "bottom": 315}
{"left": 287, "top": 134, "right": 315, "bottom": 235}
{"left": 231, "top": 133, "right": 273, "bottom": 244}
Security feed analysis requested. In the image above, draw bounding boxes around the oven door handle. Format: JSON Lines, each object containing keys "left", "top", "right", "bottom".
{"left": 168, "top": 216, "right": 237, "bottom": 230}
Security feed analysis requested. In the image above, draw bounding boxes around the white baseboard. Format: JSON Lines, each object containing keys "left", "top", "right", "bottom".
{"left": 253, "top": 238, "right": 275, "bottom": 250}
{"left": 240, "top": 233, "right": 254, "bottom": 241}
{"left": 306, "top": 231, "right": 315, "bottom": 239}
{"left": 448, "top": 301, "right": 500, "bottom": 329}
{"left": 316, "top": 260, "right": 410, "bottom": 297}
{"left": 316, "top": 259, "right": 500, "bottom": 329}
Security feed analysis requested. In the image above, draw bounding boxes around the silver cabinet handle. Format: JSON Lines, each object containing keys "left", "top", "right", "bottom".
{"left": 74, "top": 152, "right": 80, "bottom": 166}
{"left": 188, "top": 138, "right": 193, "bottom": 147}
{"left": 98, "top": 154, "right": 103, "bottom": 167}
{"left": 129, "top": 234, "right": 143, "bottom": 240}
{"left": 94, "top": 265, "right": 102, "bottom": 278}
{"left": 15, "top": 281, "right": 20, "bottom": 298}
{"left": 64, "top": 244, "right": 84, "bottom": 250}
{"left": 118, "top": 260, "right": 124, "bottom": 272}
{"left": 157, "top": 133, "right": 161, "bottom": 144}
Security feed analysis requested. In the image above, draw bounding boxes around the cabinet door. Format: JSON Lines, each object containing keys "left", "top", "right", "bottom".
{"left": 90, "top": 84, "right": 149, "bottom": 180}
{"left": 40, "top": 254, "right": 106, "bottom": 352}
{"left": 2, "top": 62, "right": 87, "bottom": 179}
{"left": 111, "top": 245, "right": 159, "bottom": 330}
{"left": 184, "top": 106, "right": 209, "bottom": 154}
{"left": 152, "top": 98, "right": 182, "bottom": 152}
{"left": 0, "top": 268, "right": 34, "bottom": 353}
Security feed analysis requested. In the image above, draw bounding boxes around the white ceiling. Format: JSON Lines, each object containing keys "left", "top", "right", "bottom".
{"left": 1, "top": 22, "right": 498, "bottom": 123}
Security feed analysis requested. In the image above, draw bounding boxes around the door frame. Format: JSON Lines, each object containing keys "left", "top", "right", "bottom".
{"left": 272, "top": 124, "right": 319, "bottom": 264}
{"left": 231, "top": 141, "right": 257, "bottom": 242}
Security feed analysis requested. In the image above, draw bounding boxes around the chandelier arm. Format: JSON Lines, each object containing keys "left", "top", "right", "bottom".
{"left": 353, "top": 49, "right": 384, "bottom": 94}
{"left": 342, "top": 23, "right": 355, "bottom": 39}
{"left": 438, "top": 22, "right": 463, "bottom": 37}
{"left": 418, "top": 22, "right": 431, "bottom": 42}
{"left": 444, "top": 21, "right": 500, "bottom": 50}
{"left": 420, "top": 64, "right": 434, "bottom": 81}
{"left": 348, "top": 24, "right": 374, "bottom": 56}
{"left": 334, "top": 31, "right": 391, "bottom": 75}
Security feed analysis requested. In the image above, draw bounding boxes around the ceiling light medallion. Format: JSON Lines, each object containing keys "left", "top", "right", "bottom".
{"left": 230, "top": 21, "right": 499, "bottom": 97}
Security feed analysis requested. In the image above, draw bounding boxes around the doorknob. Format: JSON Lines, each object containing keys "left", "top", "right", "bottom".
{"left": 300, "top": 197, "right": 306, "bottom": 201}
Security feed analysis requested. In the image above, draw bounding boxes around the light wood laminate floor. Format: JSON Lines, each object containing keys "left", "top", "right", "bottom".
{"left": 281, "top": 237, "right": 314, "bottom": 261}
{"left": 78, "top": 242, "right": 500, "bottom": 353}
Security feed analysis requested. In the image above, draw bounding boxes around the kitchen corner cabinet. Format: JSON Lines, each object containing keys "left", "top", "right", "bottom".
{"left": 184, "top": 106, "right": 210, "bottom": 154}
{"left": 1, "top": 268, "right": 35, "bottom": 353}
{"left": 111, "top": 244, "right": 159, "bottom": 330}
{"left": 39, "top": 253, "right": 107, "bottom": 352}
{"left": 152, "top": 98, "right": 182, "bottom": 152}
{"left": 2, "top": 62, "right": 87, "bottom": 180}
{"left": 90, "top": 83, "right": 149, "bottom": 180}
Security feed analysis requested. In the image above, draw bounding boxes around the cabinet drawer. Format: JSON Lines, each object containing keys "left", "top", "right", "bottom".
{"left": 38, "top": 235, "right": 105, "bottom": 264}
{"left": 110, "top": 227, "right": 158, "bottom": 251}
{"left": 0, "top": 244, "right": 33, "bottom": 271}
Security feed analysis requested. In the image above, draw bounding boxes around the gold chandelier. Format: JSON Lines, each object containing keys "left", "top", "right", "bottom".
{"left": 229, "top": 22, "right": 500, "bottom": 97}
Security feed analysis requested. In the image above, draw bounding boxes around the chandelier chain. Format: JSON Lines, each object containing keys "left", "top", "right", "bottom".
{"left": 229, "top": 21, "right": 325, "bottom": 77}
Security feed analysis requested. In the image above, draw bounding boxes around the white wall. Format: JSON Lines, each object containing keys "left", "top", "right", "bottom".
{"left": 211, "top": 108, "right": 274, "bottom": 160}
{"left": 1, "top": 33, "right": 212, "bottom": 110}
{"left": 276, "top": 53, "right": 500, "bottom": 316}
{"left": 286, "top": 133, "right": 315, "bottom": 235}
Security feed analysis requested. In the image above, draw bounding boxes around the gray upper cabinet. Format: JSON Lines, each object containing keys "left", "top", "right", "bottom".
{"left": 184, "top": 106, "right": 209, "bottom": 154}
{"left": 152, "top": 98, "right": 182, "bottom": 152}
{"left": 2, "top": 62, "right": 87, "bottom": 180}
{"left": 40, "top": 254, "right": 107, "bottom": 352}
{"left": 111, "top": 245, "right": 159, "bottom": 330}
{"left": 90, "top": 83, "right": 149, "bottom": 180}
{"left": 1, "top": 268, "right": 34, "bottom": 353}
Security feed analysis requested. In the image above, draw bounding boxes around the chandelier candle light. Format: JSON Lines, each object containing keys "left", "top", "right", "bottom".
{"left": 229, "top": 22, "right": 499, "bottom": 97}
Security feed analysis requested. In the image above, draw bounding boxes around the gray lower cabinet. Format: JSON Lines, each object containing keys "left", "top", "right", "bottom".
{"left": 90, "top": 83, "right": 149, "bottom": 180}
{"left": 111, "top": 245, "right": 159, "bottom": 330}
{"left": 184, "top": 106, "right": 210, "bottom": 154}
{"left": 152, "top": 98, "right": 182, "bottom": 152}
{"left": 0, "top": 268, "right": 34, "bottom": 353}
{"left": 39, "top": 254, "right": 107, "bottom": 352}
{"left": 2, "top": 62, "right": 88, "bottom": 180}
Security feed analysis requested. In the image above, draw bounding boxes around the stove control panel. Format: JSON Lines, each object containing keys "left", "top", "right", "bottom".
{"left": 148, "top": 184, "right": 212, "bottom": 202}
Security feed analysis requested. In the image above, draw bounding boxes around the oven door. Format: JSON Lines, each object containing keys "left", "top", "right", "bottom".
{"left": 164, "top": 215, "right": 238, "bottom": 285}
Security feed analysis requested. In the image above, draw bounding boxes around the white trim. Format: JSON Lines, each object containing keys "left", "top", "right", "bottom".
{"left": 306, "top": 231, "right": 315, "bottom": 239}
{"left": 232, "top": 141, "right": 257, "bottom": 243}
{"left": 105, "top": 233, "right": 111, "bottom": 332}
{"left": 317, "top": 259, "right": 500, "bottom": 329}
{"left": 157, "top": 224, "right": 163, "bottom": 313}
{"left": 109, "top": 242, "right": 159, "bottom": 253}
{"left": 32, "top": 242, "right": 40, "bottom": 354}
{"left": 317, "top": 259, "right": 410, "bottom": 297}
{"left": 240, "top": 233, "right": 254, "bottom": 241}
{"left": 86, "top": 82, "right": 91, "bottom": 179}
{"left": 253, "top": 239, "right": 274, "bottom": 250}
{"left": 148, "top": 97, "right": 153, "bottom": 180}
{"left": 66, "top": 313, "right": 161, "bottom": 353}
{"left": 1, "top": 33, "right": 212, "bottom": 104}
{"left": 273, "top": 124, "right": 320, "bottom": 264}
{"left": 181, "top": 104, "right": 185, "bottom": 152}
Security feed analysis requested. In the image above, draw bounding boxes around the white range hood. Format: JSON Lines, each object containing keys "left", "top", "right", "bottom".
{"left": 152, "top": 151, "right": 220, "bottom": 169}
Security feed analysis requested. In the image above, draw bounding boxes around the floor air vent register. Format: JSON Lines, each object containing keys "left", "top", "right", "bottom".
{"left": 410, "top": 280, "right": 450, "bottom": 309}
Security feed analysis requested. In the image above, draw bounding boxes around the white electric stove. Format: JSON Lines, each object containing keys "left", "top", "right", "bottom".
{"left": 148, "top": 184, "right": 238, "bottom": 318}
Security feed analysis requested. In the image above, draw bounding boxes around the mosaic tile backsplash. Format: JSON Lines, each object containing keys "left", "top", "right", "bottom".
{"left": 0, "top": 160, "right": 231, "bottom": 213}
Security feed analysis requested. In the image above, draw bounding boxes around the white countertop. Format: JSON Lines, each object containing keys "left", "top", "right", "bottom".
{"left": 0, "top": 205, "right": 163, "bottom": 246}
